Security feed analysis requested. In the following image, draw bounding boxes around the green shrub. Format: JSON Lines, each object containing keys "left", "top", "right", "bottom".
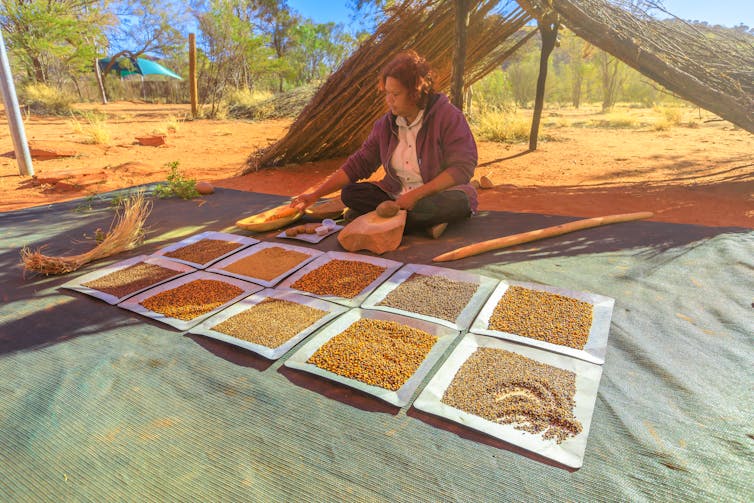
{"left": 154, "top": 162, "right": 200, "bottom": 200}
{"left": 21, "top": 83, "right": 73, "bottom": 115}
{"left": 472, "top": 111, "right": 530, "bottom": 143}
{"left": 588, "top": 112, "right": 639, "bottom": 128}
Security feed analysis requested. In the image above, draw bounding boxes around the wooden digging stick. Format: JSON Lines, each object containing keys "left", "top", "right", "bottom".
{"left": 432, "top": 211, "right": 654, "bottom": 262}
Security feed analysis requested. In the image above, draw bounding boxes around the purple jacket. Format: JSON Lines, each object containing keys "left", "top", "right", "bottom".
{"left": 341, "top": 93, "right": 479, "bottom": 212}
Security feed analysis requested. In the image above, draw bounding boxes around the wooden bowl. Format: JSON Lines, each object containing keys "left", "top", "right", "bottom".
{"left": 305, "top": 198, "right": 346, "bottom": 219}
{"left": 235, "top": 204, "right": 302, "bottom": 232}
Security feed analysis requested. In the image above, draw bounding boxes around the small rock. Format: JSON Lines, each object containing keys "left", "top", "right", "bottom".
{"left": 135, "top": 135, "right": 167, "bottom": 147}
{"left": 196, "top": 181, "right": 214, "bottom": 194}
{"left": 479, "top": 175, "right": 494, "bottom": 189}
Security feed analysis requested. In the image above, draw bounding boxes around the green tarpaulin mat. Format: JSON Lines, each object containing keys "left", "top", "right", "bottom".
{"left": 1, "top": 187, "right": 751, "bottom": 501}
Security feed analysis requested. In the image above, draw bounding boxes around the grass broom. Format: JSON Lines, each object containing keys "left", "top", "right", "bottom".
{"left": 21, "top": 191, "right": 152, "bottom": 275}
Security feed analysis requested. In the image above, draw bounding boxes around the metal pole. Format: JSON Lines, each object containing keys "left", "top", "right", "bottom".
{"left": 0, "top": 28, "right": 33, "bottom": 176}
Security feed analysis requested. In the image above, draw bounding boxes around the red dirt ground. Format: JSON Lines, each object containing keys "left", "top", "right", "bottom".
{"left": 1, "top": 102, "right": 751, "bottom": 229}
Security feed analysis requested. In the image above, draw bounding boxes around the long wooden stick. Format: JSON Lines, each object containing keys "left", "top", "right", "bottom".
{"left": 432, "top": 211, "right": 653, "bottom": 262}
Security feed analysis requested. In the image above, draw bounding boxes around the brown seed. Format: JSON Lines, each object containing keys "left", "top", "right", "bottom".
{"left": 377, "top": 273, "right": 479, "bottom": 322}
{"left": 442, "top": 347, "right": 582, "bottom": 444}
{"left": 307, "top": 318, "right": 437, "bottom": 391}
{"left": 164, "top": 239, "right": 243, "bottom": 264}
{"left": 140, "top": 279, "right": 243, "bottom": 320}
{"left": 212, "top": 298, "right": 327, "bottom": 348}
{"left": 291, "top": 259, "right": 386, "bottom": 298}
{"left": 83, "top": 262, "right": 180, "bottom": 298}
{"left": 489, "top": 286, "right": 593, "bottom": 350}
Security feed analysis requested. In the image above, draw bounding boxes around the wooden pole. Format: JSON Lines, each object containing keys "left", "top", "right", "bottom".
{"left": 450, "top": 0, "right": 471, "bottom": 110}
{"left": 432, "top": 211, "right": 653, "bottom": 262}
{"left": 529, "top": 17, "right": 559, "bottom": 151}
{"left": 94, "top": 55, "right": 107, "bottom": 105}
{"left": 189, "top": 33, "right": 198, "bottom": 118}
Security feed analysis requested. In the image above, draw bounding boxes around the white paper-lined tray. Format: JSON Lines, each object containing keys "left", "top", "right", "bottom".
{"left": 361, "top": 263, "right": 498, "bottom": 331}
{"left": 276, "top": 224, "right": 343, "bottom": 243}
{"left": 470, "top": 281, "right": 614, "bottom": 365}
{"left": 118, "top": 271, "right": 262, "bottom": 330}
{"left": 276, "top": 251, "right": 402, "bottom": 307}
{"left": 152, "top": 231, "right": 259, "bottom": 268}
{"left": 413, "top": 333, "right": 603, "bottom": 469}
{"left": 285, "top": 309, "right": 459, "bottom": 407}
{"left": 190, "top": 289, "right": 348, "bottom": 360}
{"left": 61, "top": 255, "right": 196, "bottom": 305}
{"left": 207, "top": 241, "right": 323, "bottom": 287}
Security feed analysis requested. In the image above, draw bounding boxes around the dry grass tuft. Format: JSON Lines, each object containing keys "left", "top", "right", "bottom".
{"left": 153, "top": 114, "right": 183, "bottom": 135}
{"left": 472, "top": 111, "right": 530, "bottom": 143}
{"left": 21, "top": 192, "right": 151, "bottom": 275}
{"left": 69, "top": 111, "right": 112, "bottom": 144}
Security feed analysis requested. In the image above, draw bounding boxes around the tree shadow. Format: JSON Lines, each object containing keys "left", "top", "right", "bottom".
{"left": 3, "top": 187, "right": 748, "bottom": 356}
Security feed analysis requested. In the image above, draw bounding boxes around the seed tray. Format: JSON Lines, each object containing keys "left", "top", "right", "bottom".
{"left": 190, "top": 289, "right": 349, "bottom": 360}
{"left": 208, "top": 241, "right": 323, "bottom": 287}
{"left": 470, "top": 281, "right": 614, "bottom": 365}
{"left": 361, "top": 263, "right": 498, "bottom": 331}
{"left": 285, "top": 308, "right": 459, "bottom": 407}
{"left": 61, "top": 255, "right": 196, "bottom": 305}
{"left": 276, "top": 251, "right": 403, "bottom": 307}
{"left": 413, "top": 333, "right": 603, "bottom": 469}
{"left": 118, "top": 271, "right": 263, "bottom": 330}
{"left": 152, "top": 231, "right": 259, "bottom": 268}
{"left": 276, "top": 224, "right": 343, "bottom": 244}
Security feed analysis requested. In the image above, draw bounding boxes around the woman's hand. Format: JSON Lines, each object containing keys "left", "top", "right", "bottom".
{"left": 290, "top": 192, "right": 319, "bottom": 210}
{"left": 395, "top": 190, "right": 422, "bottom": 211}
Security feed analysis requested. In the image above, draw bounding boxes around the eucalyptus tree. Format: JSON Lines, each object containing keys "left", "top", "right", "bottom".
{"left": 0, "top": 0, "right": 111, "bottom": 84}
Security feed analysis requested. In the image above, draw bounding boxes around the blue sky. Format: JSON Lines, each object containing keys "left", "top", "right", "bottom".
{"left": 287, "top": 0, "right": 753, "bottom": 28}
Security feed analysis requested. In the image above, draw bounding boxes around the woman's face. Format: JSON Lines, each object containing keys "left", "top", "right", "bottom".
{"left": 384, "top": 76, "right": 420, "bottom": 120}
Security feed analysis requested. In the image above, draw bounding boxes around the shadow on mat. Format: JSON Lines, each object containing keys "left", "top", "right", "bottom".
{"left": 185, "top": 334, "right": 275, "bottom": 371}
{"left": 2, "top": 188, "right": 748, "bottom": 354}
{"left": 407, "top": 407, "right": 578, "bottom": 472}
{"left": 277, "top": 365, "right": 400, "bottom": 416}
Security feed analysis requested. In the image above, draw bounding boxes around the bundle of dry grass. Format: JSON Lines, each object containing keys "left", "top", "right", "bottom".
{"left": 229, "top": 84, "right": 320, "bottom": 120}
{"left": 245, "top": 0, "right": 532, "bottom": 172}
{"left": 21, "top": 191, "right": 152, "bottom": 276}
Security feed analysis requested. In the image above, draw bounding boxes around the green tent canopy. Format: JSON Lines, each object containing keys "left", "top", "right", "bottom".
{"left": 98, "top": 56, "right": 182, "bottom": 80}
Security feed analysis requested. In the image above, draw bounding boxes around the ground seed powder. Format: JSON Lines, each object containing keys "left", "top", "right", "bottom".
{"left": 442, "top": 347, "right": 582, "bottom": 444}
{"left": 307, "top": 318, "right": 437, "bottom": 391}
{"left": 83, "top": 262, "right": 180, "bottom": 298}
{"left": 221, "top": 246, "right": 310, "bottom": 281}
{"left": 212, "top": 298, "right": 327, "bottom": 348}
{"left": 377, "top": 273, "right": 479, "bottom": 322}
{"left": 489, "top": 286, "right": 593, "bottom": 349}
{"left": 164, "top": 239, "right": 243, "bottom": 264}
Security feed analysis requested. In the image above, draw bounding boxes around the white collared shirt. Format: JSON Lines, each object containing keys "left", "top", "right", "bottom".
{"left": 390, "top": 109, "right": 424, "bottom": 195}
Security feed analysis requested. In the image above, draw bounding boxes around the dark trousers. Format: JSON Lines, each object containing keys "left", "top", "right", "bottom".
{"left": 340, "top": 182, "right": 471, "bottom": 232}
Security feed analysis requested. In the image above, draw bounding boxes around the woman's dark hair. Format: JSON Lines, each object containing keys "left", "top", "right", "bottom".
{"left": 378, "top": 50, "right": 435, "bottom": 108}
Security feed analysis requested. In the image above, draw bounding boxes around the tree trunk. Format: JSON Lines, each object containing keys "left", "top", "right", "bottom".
{"left": 31, "top": 56, "right": 45, "bottom": 83}
{"left": 450, "top": 0, "right": 471, "bottom": 110}
{"left": 465, "top": 86, "right": 473, "bottom": 118}
{"left": 189, "top": 33, "right": 198, "bottom": 118}
{"left": 94, "top": 56, "right": 108, "bottom": 104}
{"left": 529, "top": 18, "right": 559, "bottom": 151}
